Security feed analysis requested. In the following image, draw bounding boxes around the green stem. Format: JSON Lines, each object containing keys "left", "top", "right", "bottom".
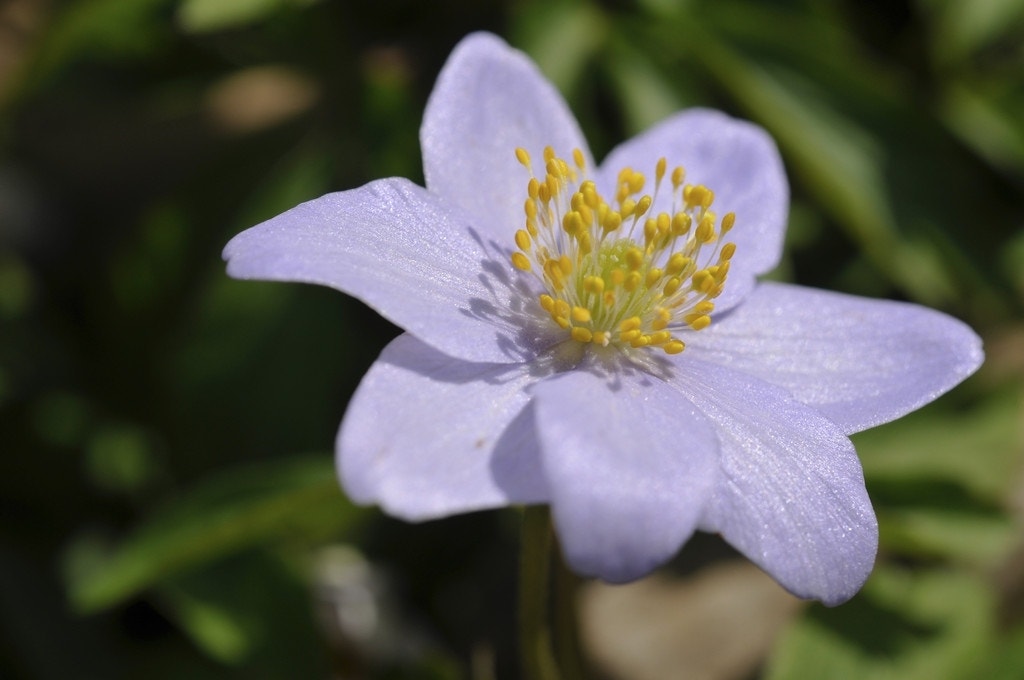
{"left": 519, "top": 506, "right": 561, "bottom": 680}
{"left": 553, "top": 549, "right": 586, "bottom": 680}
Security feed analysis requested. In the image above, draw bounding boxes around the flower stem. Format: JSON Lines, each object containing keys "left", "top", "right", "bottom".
{"left": 519, "top": 506, "right": 561, "bottom": 680}
{"left": 553, "top": 549, "right": 586, "bottom": 680}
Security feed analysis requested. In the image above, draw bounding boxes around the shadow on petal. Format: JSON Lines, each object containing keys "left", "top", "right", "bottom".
{"left": 489, "top": 403, "right": 550, "bottom": 504}
{"left": 460, "top": 226, "right": 568, "bottom": 362}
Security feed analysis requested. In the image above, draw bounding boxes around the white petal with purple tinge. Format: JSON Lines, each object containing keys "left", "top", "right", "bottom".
{"left": 668, "top": 357, "right": 877, "bottom": 605}
{"left": 688, "top": 282, "right": 985, "bottom": 434}
{"left": 338, "top": 334, "right": 550, "bottom": 519}
{"left": 598, "top": 109, "right": 789, "bottom": 312}
{"left": 532, "top": 368, "right": 719, "bottom": 583}
{"left": 421, "top": 32, "right": 592, "bottom": 243}
{"left": 224, "top": 177, "right": 546, "bottom": 364}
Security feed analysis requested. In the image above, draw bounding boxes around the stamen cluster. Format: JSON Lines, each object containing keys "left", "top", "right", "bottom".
{"left": 510, "top": 146, "right": 737, "bottom": 355}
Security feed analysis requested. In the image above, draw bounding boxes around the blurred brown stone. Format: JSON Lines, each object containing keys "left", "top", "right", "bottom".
{"left": 205, "top": 65, "right": 319, "bottom": 135}
{"left": 580, "top": 561, "right": 804, "bottom": 680}
{"left": 0, "top": 0, "right": 47, "bottom": 106}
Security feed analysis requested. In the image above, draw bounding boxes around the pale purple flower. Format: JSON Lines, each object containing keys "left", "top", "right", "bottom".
{"left": 223, "top": 33, "right": 983, "bottom": 605}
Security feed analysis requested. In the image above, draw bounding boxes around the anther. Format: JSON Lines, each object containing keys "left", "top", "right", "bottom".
{"left": 645, "top": 268, "right": 663, "bottom": 288}
{"left": 557, "top": 255, "right": 572, "bottom": 276}
{"left": 573, "top": 148, "right": 586, "bottom": 170}
{"left": 671, "top": 166, "right": 685, "bottom": 189}
{"left": 571, "top": 306, "right": 592, "bottom": 323}
{"left": 625, "top": 248, "right": 644, "bottom": 270}
{"left": 620, "top": 317, "right": 642, "bottom": 332}
{"left": 635, "top": 195, "right": 653, "bottom": 218}
{"left": 511, "top": 253, "right": 531, "bottom": 271}
{"left": 515, "top": 230, "right": 531, "bottom": 250}
{"left": 571, "top": 327, "right": 593, "bottom": 343}
{"left": 664, "top": 340, "right": 685, "bottom": 354}
{"left": 511, "top": 149, "right": 735, "bottom": 356}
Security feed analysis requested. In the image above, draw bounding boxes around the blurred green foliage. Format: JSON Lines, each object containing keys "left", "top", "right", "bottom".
{"left": 0, "top": 0, "right": 1021, "bottom": 678}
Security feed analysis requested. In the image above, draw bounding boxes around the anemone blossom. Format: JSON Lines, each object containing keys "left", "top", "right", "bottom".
{"left": 224, "top": 33, "right": 983, "bottom": 605}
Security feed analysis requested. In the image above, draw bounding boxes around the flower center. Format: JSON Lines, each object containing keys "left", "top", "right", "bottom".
{"left": 510, "top": 146, "right": 736, "bottom": 355}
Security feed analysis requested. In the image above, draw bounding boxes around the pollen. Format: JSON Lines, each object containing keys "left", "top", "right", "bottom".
{"left": 509, "top": 146, "right": 737, "bottom": 355}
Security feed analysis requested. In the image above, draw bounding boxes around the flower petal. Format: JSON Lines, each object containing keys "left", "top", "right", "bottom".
{"left": 597, "top": 109, "right": 789, "bottom": 310}
{"left": 224, "top": 177, "right": 551, "bottom": 364}
{"left": 421, "top": 32, "right": 591, "bottom": 242}
{"left": 688, "top": 282, "right": 984, "bottom": 434}
{"left": 531, "top": 368, "right": 719, "bottom": 583}
{"left": 337, "top": 333, "right": 550, "bottom": 519}
{"left": 667, "top": 357, "right": 877, "bottom": 605}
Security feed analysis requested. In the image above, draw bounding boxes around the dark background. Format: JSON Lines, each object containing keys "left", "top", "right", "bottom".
{"left": 1, "top": 0, "right": 1022, "bottom": 677}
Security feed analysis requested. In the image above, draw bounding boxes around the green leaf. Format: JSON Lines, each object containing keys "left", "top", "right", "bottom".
{"left": 877, "top": 504, "right": 1017, "bottom": 565}
{"left": 166, "top": 585, "right": 251, "bottom": 663}
{"left": 980, "top": 624, "right": 1024, "bottom": 680}
{"left": 66, "top": 455, "right": 364, "bottom": 613}
{"left": 856, "top": 388, "right": 1023, "bottom": 503}
{"left": 15, "top": 0, "right": 172, "bottom": 96}
{"left": 855, "top": 388, "right": 1023, "bottom": 564}
{"left": 922, "top": 0, "right": 1024, "bottom": 65}
{"left": 767, "top": 567, "right": 996, "bottom": 680}
{"left": 940, "top": 81, "right": 1024, "bottom": 176}
{"left": 604, "top": 41, "right": 689, "bottom": 134}
{"left": 517, "top": 3, "right": 608, "bottom": 96}
{"left": 176, "top": 0, "right": 317, "bottom": 34}
{"left": 157, "top": 553, "right": 330, "bottom": 673}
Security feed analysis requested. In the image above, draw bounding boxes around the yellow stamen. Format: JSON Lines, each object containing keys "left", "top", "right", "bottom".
{"left": 571, "top": 306, "right": 592, "bottom": 324}
{"left": 571, "top": 327, "right": 593, "bottom": 343}
{"left": 573, "top": 148, "right": 586, "bottom": 170}
{"left": 509, "top": 150, "right": 737, "bottom": 356}
{"left": 515, "top": 229, "right": 531, "bottom": 251}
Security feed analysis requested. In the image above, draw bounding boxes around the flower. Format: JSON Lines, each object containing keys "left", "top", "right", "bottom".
{"left": 223, "top": 32, "right": 983, "bottom": 605}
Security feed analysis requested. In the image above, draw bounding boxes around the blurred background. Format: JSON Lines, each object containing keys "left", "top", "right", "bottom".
{"left": 1, "top": 0, "right": 1022, "bottom": 678}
